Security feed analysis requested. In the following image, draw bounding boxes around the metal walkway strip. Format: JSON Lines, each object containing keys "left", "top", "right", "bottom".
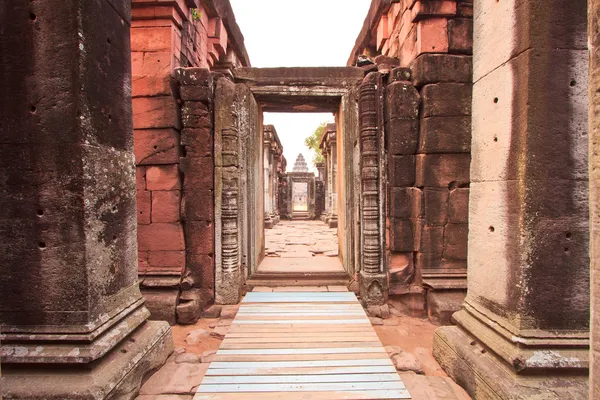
{"left": 194, "top": 291, "right": 411, "bottom": 399}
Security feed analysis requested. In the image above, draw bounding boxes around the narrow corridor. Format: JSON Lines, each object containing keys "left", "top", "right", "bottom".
{"left": 259, "top": 220, "right": 343, "bottom": 274}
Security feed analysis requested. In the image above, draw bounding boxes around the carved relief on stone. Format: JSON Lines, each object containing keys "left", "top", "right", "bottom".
{"left": 359, "top": 74, "right": 382, "bottom": 275}
{"left": 221, "top": 126, "right": 240, "bottom": 275}
{"left": 358, "top": 72, "right": 388, "bottom": 305}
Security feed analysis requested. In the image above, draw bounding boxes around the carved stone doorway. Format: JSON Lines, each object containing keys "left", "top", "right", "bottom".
{"left": 213, "top": 68, "right": 388, "bottom": 306}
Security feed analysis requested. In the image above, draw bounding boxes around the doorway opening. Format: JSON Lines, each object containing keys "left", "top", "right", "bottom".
{"left": 254, "top": 113, "right": 345, "bottom": 282}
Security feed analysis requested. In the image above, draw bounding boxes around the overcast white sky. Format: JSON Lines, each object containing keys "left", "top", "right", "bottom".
{"left": 229, "top": 0, "right": 371, "bottom": 172}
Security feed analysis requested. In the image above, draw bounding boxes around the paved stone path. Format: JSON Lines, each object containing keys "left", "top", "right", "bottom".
{"left": 259, "top": 220, "right": 343, "bottom": 273}
{"left": 193, "top": 291, "right": 411, "bottom": 399}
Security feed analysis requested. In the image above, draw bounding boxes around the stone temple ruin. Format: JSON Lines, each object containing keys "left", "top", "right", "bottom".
{"left": 1, "top": 0, "right": 600, "bottom": 399}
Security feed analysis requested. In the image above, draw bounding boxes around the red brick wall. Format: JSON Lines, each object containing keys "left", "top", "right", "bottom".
{"left": 130, "top": 0, "right": 245, "bottom": 324}
{"left": 374, "top": 1, "right": 473, "bottom": 322}
{"left": 376, "top": 0, "right": 472, "bottom": 67}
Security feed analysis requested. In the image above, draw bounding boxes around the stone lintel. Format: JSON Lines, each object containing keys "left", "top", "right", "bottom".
{"left": 434, "top": 325, "right": 588, "bottom": 400}
{"left": 249, "top": 86, "right": 347, "bottom": 113}
{"left": 2, "top": 321, "right": 173, "bottom": 400}
{"left": 234, "top": 67, "right": 365, "bottom": 87}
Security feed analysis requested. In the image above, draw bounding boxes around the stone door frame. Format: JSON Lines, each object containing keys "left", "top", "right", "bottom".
{"left": 214, "top": 67, "right": 388, "bottom": 305}
{"left": 288, "top": 172, "right": 316, "bottom": 219}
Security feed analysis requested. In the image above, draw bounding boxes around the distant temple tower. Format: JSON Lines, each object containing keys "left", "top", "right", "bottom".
{"left": 292, "top": 153, "right": 309, "bottom": 172}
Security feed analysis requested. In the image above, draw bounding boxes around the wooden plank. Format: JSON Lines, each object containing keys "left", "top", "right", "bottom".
{"left": 201, "top": 373, "right": 401, "bottom": 384}
{"left": 193, "top": 389, "right": 411, "bottom": 399}
{"left": 224, "top": 332, "right": 378, "bottom": 338}
{"left": 222, "top": 336, "right": 380, "bottom": 343}
{"left": 194, "top": 291, "right": 410, "bottom": 399}
{"left": 205, "top": 365, "right": 398, "bottom": 376}
{"left": 220, "top": 342, "right": 381, "bottom": 349}
{"left": 226, "top": 325, "right": 373, "bottom": 331}
{"left": 216, "top": 347, "right": 387, "bottom": 355}
{"left": 230, "top": 319, "right": 368, "bottom": 324}
{"left": 208, "top": 359, "right": 394, "bottom": 369}
{"left": 213, "top": 353, "right": 389, "bottom": 362}
{"left": 197, "top": 381, "right": 406, "bottom": 393}
{"left": 234, "top": 315, "right": 367, "bottom": 320}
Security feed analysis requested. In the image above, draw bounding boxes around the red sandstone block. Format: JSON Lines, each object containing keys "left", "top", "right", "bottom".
{"left": 133, "top": 96, "right": 180, "bottom": 130}
{"left": 419, "top": 116, "right": 471, "bottom": 154}
{"left": 180, "top": 86, "right": 213, "bottom": 103}
{"left": 457, "top": 1, "right": 474, "bottom": 18}
{"left": 180, "top": 157, "right": 214, "bottom": 189}
{"left": 411, "top": 1, "right": 457, "bottom": 21}
{"left": 448, "top": 18, "right": 473, "bottom": 54}
{"left": 130, "top": 26, "right": 172, "bottom": 52}
{"left": 148, "top": 250, "right": 185, "bottom": 269}
{"left": 423, "top": 188, "right": 449, "bottom": 226}
{"left": 385, "top": 81, "right": 420, "bottom": 121}
{"left": 142, "top": 52, "right": 173, "bottom": 76}
{"left": 181, "top": 128, "right": 213, "bottom": 158}
{"left": 417, "top": 223, "right": 444, "bottom": 255}
{"left": 134, "top": 128, "right": 181, "bottom": 165}
{"left": 186, "top": 252, "right": 215, "bottom": 290}
{"left": 136, "top": 166, "right": 146, "bottom": 190}
{"left": 181, "top": 101, "right": 211, "bottom": 128}
{"left": 386, "top": 119, "right": 418, "bottom": 155}
{"left": 420, "top": 83, "right": 472, "bottom": 117}
{"left": 131, "top": 51, "right": 144, "bottom": 76}
{"left": 138, "top": 223, "right": 185, "bottom": 251}
{"left": 448, "top": 188, "right": 469, "bottom": 223}
{"left": 444, "top": 223, "right": 468, "bottom": 259}
{"left": 389, "top": 155, "right": 416, "bottom": 187}
{"left": 152, "top": 190, "right": 181, "bottom": 223}
{"left": 132, "top": 75, "right": 171, "bottom": 98}
{"left": 175, "top": 67, "right": 212, "bottom": 86}
{"left": 139, "top": 251, "right": 149, "bottom": 275}
{"left": 390, "top": 187, "right": 422, "bottom": 219}
{"left": 183, "top": 190, "right": 213, "bottom": 221}
{"left": 137, "top": 190, "right": 151, "bottom": 225}
{"left": 417, "top": 18, "right": 449, "bottom": 55}
{"left": 390, "top": 218, "right": 416, "bottom": 252}
{"left": 146, "top": 165, "right": 181, "bottom": 191}
{"left": 186, "top": 221, "right": 214, "bottom": 255}
{"left": 377, "top": 15, "right": 389, "bottom": 51}
{"left": 411, "top": 54, "right": 472, "bottom": 88}
{"left": 416, "top": 154, "right": 470, "bottom": 187}
{"left": 416, "top": 252, "right": 443, "bottom": 269}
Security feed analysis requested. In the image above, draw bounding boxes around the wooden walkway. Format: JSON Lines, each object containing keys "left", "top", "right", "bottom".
{"left": 194, "top": 291, "right": 411, "bottom": 399}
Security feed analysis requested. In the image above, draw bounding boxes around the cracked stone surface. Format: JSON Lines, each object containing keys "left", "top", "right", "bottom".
{"left": 258, "top": 220, "right": 343, "bottom": 273}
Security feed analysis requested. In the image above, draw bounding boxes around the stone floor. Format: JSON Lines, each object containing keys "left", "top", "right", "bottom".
{"left": 137, "top": 292, "right": 471, "bottom": 400}
{"left": 258, "top": 220, "right": 344, "bottom": 274}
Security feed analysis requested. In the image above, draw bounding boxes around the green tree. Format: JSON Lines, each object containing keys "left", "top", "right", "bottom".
{"left": 304, "top": 122, "right": 327, "bottom": 165}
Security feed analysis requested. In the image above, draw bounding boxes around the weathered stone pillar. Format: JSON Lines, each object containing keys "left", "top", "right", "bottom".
{"left": 329, "top": 140, "right": 339, "bottom": 228}
{"left": 263, "top": 140, "right": 273, "bottom": 229}
{"left": 589, "top": 1, "right": 600, "bottom": 397}
{"left": 434, "top": 1, "right": 589, "bottom": 398}
{"left": 0, "top": 1, "right": 173, "bottom": 398}
{"left": 358, "top": 72, "right": 388, "bottom": 305}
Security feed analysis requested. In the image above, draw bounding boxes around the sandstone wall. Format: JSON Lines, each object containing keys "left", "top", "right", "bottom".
{"left": 131, "top": 0, "right": 248, "bottom": 324}
{"left": 368, "top": 1, "right": 474, "bottom": 323}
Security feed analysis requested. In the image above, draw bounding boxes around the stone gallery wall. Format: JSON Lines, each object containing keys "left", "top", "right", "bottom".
{"left": 349, "top": 0, "right": 472, "bottom": 67}
{"left": 131, "top": 0, "right": 249, "bottom": 324}
{"left": 350, "top": 0, "right": 473, "bottom": 323}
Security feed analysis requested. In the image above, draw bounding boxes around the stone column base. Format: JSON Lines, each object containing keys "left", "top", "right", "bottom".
{"left": 264, "top": 215, "right": 274, "bottom": 229}
{"left": 327, "top": 214, "right": 338, "bottom": 228}
{"left": 433, "top": 325, "right": 589, "bottom": 400}
{"left": 359, "top": 271, "right": 388, "bottom": 306}
{"left": 2, "top": 321, "right": 173, "bottom": 400}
